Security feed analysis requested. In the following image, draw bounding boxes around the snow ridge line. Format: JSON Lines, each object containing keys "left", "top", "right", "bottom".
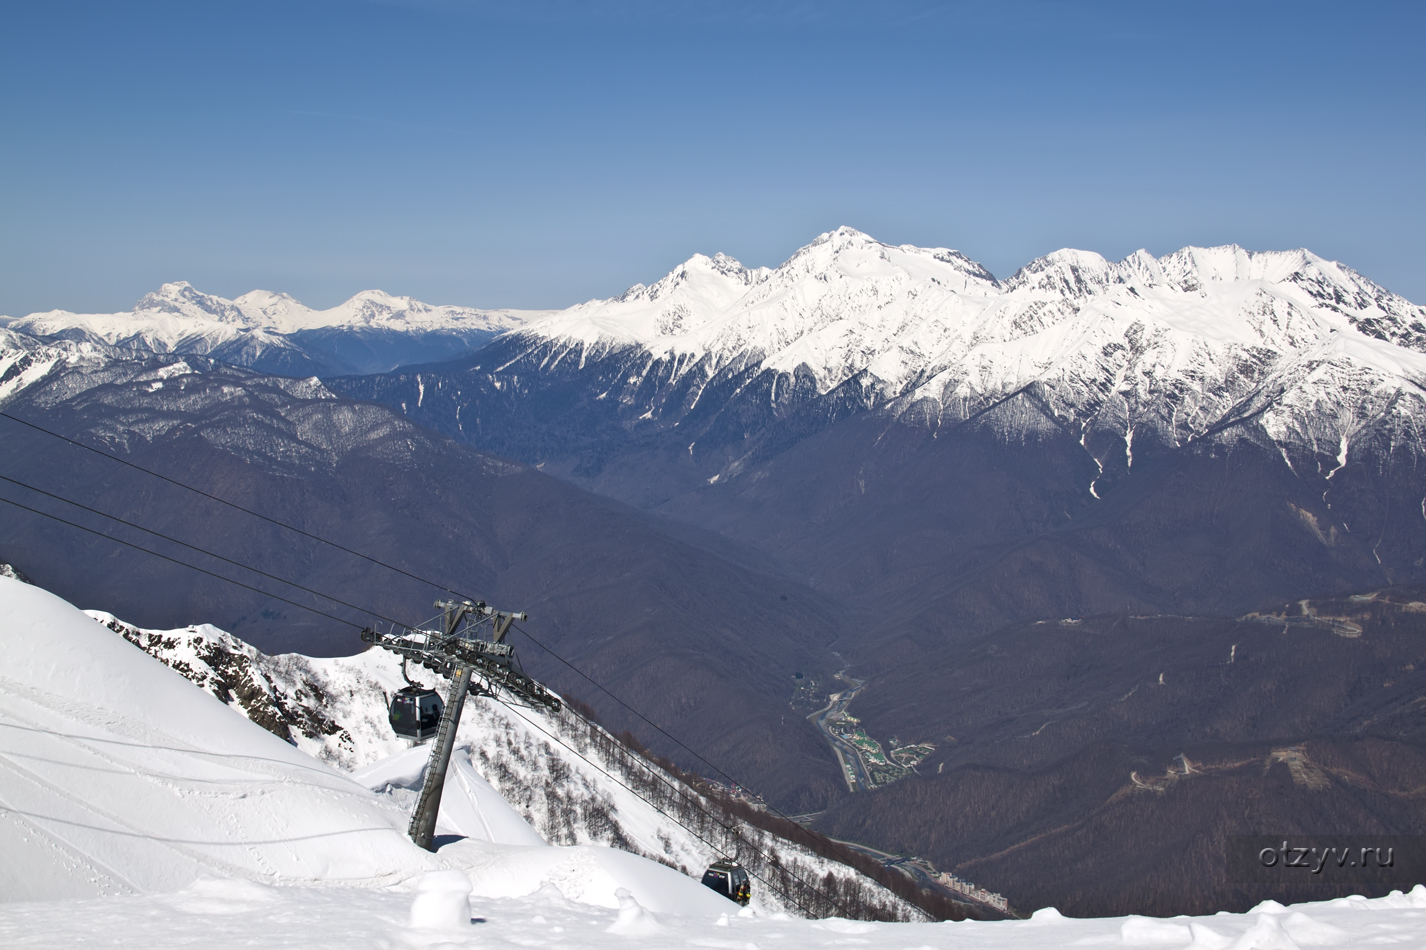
{"left": 98, "top": 613, "right": 938, "bottom": 921}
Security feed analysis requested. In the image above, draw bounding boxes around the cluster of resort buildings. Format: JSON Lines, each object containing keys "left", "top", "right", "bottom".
{"left": 935, "top": 872, "right": 1009, "bottom": 912}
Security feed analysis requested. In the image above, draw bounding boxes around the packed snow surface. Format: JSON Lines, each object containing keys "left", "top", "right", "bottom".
{"left": 1, "top": 877, "right": 1424, "bottom": 948}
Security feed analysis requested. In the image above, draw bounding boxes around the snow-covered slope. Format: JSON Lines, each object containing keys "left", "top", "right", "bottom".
{"left": 0, "top": 575, "right": 777, "bottom": 919}
{"left": 1, "top": 282, "right": 552, "bottom": 376}
{"left": 92, "top": 608, "right": 928, "bottom": 921}
{"left": 0, "top": 575, "right": 435, "bottom": 901}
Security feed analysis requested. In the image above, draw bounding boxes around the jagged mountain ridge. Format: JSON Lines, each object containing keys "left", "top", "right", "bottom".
{"left": 335, "top": 228, "right": 1426, "bottom": 510}
{"left": 1, "top": 281, "right": 551, "bottom": 376}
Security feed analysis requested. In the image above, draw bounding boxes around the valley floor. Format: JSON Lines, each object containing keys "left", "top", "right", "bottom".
{"left": 2, "top": 879, "right": 1424, "bottom": 949}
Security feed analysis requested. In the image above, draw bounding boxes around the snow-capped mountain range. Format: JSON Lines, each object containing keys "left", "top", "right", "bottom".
{"left": 1, "top": 281, "right": 551, "bottom": 376}
{"left": 12, "top": 227, "right": 1426, "bottom": 486}
{"left": 483, "top": 226, "right": 1426, "bottom": 483}
{"left": 9, "top": 233, "right": 1426, "bottom": 923}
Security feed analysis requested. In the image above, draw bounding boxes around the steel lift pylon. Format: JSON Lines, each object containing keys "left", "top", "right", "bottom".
{"left": 361, "top": 598, "right": 561, "bottom": 851}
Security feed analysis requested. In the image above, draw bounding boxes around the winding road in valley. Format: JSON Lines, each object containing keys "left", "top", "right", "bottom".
{"left": 808, "top": 675, "right": 871, "bottom": 792}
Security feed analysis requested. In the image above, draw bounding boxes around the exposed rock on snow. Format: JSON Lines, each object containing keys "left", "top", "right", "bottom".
{"left": 0, "top": 562, "right": 31, "bottom": 584}
{"left": 83, "top": 605, "right": 928, "bottom": 921}
{"left": 0, "top": 576, "right": 770, "bottom": 919}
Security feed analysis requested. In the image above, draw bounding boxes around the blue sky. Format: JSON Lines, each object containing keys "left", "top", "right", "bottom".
{"left": 3, "top": 1, "right": 1423, "bottom": 314}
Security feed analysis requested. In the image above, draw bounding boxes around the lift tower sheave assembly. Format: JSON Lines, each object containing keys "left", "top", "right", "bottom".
{"left": 360, "top": 599, "right": 560, "bottom": 852}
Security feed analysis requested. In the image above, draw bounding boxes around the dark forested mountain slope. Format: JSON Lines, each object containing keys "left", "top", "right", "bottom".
{"left": 816, "top": 589, "right": 1426, "bottom": 917}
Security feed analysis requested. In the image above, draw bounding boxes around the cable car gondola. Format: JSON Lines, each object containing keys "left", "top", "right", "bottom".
{"left": 701, "top": 860, "right": 750, "bottom": 905}
{"left": 389, "top": 685, "right": 444, "bottom": 741}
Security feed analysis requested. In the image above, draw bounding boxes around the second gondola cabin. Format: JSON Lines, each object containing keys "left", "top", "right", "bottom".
{"left": 389, "top": 686, "right": 443, "bottom": 741}
{"left": 701, "top": 860, "right": 750, "bottom": 905}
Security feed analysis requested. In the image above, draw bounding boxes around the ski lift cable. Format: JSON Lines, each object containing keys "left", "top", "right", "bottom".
{"left": 0, "top": 493, "right": 363, "bottom": 629}
{"left": 545, "top": 701, "right": 880, "bottom": 920}
{"left": 2, "top": 413, "right": 792, "bottom": 814}
{"left": 491, "top": 695, "right": 840, "bottom": 918}
{"left": 0, "top": 411, "right": 901, "bottom": 907}
{"left": 0, "top": 411, "right": 464, "bottom": 598}
{"left": 506, "top": 705, "right": 786, "bottom": 901}
{"left": 0, "top": 466, "right": 807, "bottom": 902}
{"left": 0, "top": 486, "right": 864, "bottom": 919}
{"left": 0, "top": 473, "right": 411, "bottom": 629}
{"left": 510, "top": 621, "right": 881, "bottom": 881}
{"left": 0, "top": 485, "right": 833, "bottom": 914}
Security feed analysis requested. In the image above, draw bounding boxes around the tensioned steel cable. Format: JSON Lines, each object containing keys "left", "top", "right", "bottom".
{"left": 495, "top": 700, "right": 829, "bottom": 917}
{"left": 0, "top": 411, "right": 460, "bottom": 596}
{"left": 0, "top": 472, "right": 408, "bottom": 629}
{"left": 0, "top": 488, "right": 892, "bottom": 919}
{"left": 0, "top": 425, "right": 884, "bottom": 916}
{"left": 1, "top": 409, "right": 925, "bottom": 912}
{"left": 0, "top": 412, "right": 773, "bottom": 792}
{"left": 0, "top": 494, "right": 360, "bottom": 629}
{"left": 511, "top": 620, "right": 892, "bottom": 889}
{"left": 0, "top": 478, "right": 852, "bottom": 915}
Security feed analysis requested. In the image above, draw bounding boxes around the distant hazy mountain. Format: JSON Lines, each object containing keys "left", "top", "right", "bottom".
{"left": 1, "top": 281, "right": 552, "bottom": 376}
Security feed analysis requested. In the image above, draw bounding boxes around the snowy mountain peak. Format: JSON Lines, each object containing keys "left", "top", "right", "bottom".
{"left": 233, "top": 288, "right": 306, "bottom": 325}
{"left": 1003, "top": 248, "right": 1114, "bottom": 297}
{"left": 6, "top": 283, "right": 555, "bottom": 375}
{"left": 807, "top": 225, "right": 881, "bottom": 250}
{"left": 134, "top": 280, "right": 251, "bottom": 325}
{"left": 492, "top": 229, "right": 1426, "bottom": 464}
{"left": 618, "top": 253, "right": 766, "bottom": 304}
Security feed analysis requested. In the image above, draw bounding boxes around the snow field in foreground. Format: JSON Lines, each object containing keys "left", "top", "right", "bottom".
{"left": 2, "top": 880, "right": 1425, "bottom": 950}
{"left": 0, "top": 576, "right": 727, "bottom": 917}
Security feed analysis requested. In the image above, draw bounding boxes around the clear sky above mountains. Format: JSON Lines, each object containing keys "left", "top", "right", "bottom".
{"left": 3, "top": 0, "right": 1422, "bottom": 315}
